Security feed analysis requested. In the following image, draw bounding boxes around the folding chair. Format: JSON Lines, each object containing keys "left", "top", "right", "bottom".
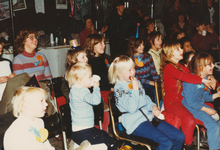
{"left": 154, "top": 80, "right": 205, "bottom": 150}
{"left": 108, "top": 92, "right": 159, "bottom": 150}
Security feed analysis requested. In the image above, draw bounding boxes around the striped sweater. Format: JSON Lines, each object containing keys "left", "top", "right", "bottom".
{"left": 134, "top": 53, "right": 159, "bottom": 85}
{"left": 13, "top": 51, "right": 52, "bottom": 80}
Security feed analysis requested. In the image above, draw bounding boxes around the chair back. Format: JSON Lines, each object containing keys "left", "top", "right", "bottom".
{"left": 155, "top": 80, "right": 164, "bottom": 110}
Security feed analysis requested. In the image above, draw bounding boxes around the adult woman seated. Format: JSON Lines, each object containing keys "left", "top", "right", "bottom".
{"left": 13, "top": 30, "right": 52, "bottom": 80}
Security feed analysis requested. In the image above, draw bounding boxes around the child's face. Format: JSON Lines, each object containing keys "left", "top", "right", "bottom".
{"left": 152, "top": 35, "right": 162, "bottom": 50}
{"left": 80, "top": 70, "right": 92, "bottom": 88}
{"left": 120, "top": 66, "right": 135, "bottom": 82}
{"left": 183, "top": 41, "right": 193, "bottom": 53}
{"left": 24, "top": 34, "right": 38, "bottom": 53}
{"left": 171, "top": 46, "right": 183, "bottom": 63}
{"left": 202, "top": 60, "right": 215, "bottom": 76}
{"left": 178, "top": 15, "right": 184, "bottom": 23}
{"left": 94, "top": 39, "right": 105, "bottom": 57}
{"left": 135, "top": 42, "right": 144, "bottom": 55}
{"left": 147, "top": 22, "right": 155, "bottom": 33}
{"left": 27, "top": 91, "right": 48, "bottom": 120}
{"left": 196, "top": 24, "right": 205, "bottom": 33}
{"left": 0, "top": 44, "right": 2, "bottom": 55}
{"left": 77, "top": 52, "right": 88, "bottom": 63}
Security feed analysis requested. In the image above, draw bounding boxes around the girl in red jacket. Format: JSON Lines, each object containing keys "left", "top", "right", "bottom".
{"left": 160, "top": 40, "right": 213, "bottom": 149}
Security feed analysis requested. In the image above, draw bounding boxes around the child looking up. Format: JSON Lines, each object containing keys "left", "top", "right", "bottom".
{"left": 147, "top": 31, "right": 163, "bottom": 75}
{"left": 108, "top": 55, "right": 185, "bottom": 150}
{"left": 160, "top": 40, "right": 213, "bottom": 148}
{"left": 65, "top": 62, "right": 114, "bottom": 150}
{"left": 127, "top": 37, "right": 159, "bottom": 101}
{"left": 4, "top": 86, "right": 54, "bottom": 150}
{"left": 182, "top": 53, "right": 220, "bottom": 150}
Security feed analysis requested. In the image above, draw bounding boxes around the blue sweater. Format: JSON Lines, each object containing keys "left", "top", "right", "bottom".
{"left": 134, "top": 53, "right": 159, "bottom": 85}
{"left": 69, "top": 85, "right": 101, "bottom": 127}
{"left": 182, "top": 76, "right": 213, "bottom": 112}
{"left": 114, "top": 80, "right": 156, "bottom": 134}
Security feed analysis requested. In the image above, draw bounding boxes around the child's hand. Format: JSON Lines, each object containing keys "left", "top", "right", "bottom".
{"left": 8, "top": 73, "right": 16, "bottom": 78}
{"left": 208, "top": 75, "right": 217, "bottom": 90}
{"left": 0, "top": 76, "right": 9, "bottom": 84}
{"left": 213, "top": 92, "right": 220, "bottom": 99}
{"left": 152, "top": 105, "right": 161, "bottom": 117}
{"left": 201, "top": 107, "right": 216, "bottom": 115}
{"left": 202, "top": 79, "right": 213, "bottom": 89}
{"left": 130, "top": 76, "right": 139, "bottom": 90}
{"left": 93, "top": 81, "right": 100, "bottom": 87}
{"left": 149, "top": 81, "right": 155, "bottom": 86}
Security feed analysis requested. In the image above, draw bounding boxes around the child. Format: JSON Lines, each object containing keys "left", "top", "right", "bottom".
{"left": 127, "top": 37, "right": 159, "bottom": 101}
{"left": 179, "top": 38, "right": 195, "bottom": 53}
{"left": 160, "top": 40, "right": 213, "bottom": 149}
{"left": 108, "top": 55, "right": 185, "bottom": 150}
{"left": 65, "top": 62, "right": 114, "bottom": 150}
{"left": 147, "top": 31, "right": 163, "bottom": 75}
{"left": 179, "top": 51, "right": 195, "bottom": 68}
{"left": 182, "top": 53, "right": 220, "bottom": 150}
{"left": 4, "top": 86, "right": 54, "bottom": 150}
{"left": 65, "top": 46, "right": 88, "bottom": 70}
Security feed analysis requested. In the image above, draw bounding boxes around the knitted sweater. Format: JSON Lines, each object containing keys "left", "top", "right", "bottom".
{"left": 114, "top": 80, "right": 156, "bottom": 134}
{"left": 4, "top": 114, "right": 54, "bottom": 150}
{"left": 182, "top": 76, "right": 213, "bottom": 111}
{"left": 69, "top": 85, "right": 101, "bottom": 128}
{"left": 163, "top": 63, "right": 202, "bottom": 111}
{"left": 13, "top": 51, "right": 52, "bottom": 80}
{"left": 134, "top": 53, "right": 159, "bottom": 85}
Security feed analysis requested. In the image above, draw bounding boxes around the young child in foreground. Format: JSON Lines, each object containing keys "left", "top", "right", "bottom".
{"left": 160, "top": 40, "right": 213, "bottom": 149}
{"left": 182, "top": 53, "right": 220, "bottom": 150}
{"left": 4, "top": 86, "right": 54, "bottom": 150}
{"left": 65, "top": 62, "right": 114, "bottom": 150}
{"left": 108, "top": 55, "right": 185, "bottom": 150}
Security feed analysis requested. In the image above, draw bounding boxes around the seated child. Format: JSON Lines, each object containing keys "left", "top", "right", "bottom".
{"left": 179, "top": 38, "right": 195, "bottom": 53}
{"left": 65, "top": 62, "right": 114, "bottom": 150}
{"left": 127, "top": 37, "right": 159, "bottom": 101}
{"left": 147, "top": 31, "right": 163, "bottom": 75}
{"left": 4, "top": 86, "right": 54, "bottom": 150}
{"left": 108, "top": 55, "right": 185, "bottom": 150}
{"left": 182, "top": 53, "right": 220, "bottom": 150}
{"left": 179, "top": 51, "right": 195, "bottom": 68}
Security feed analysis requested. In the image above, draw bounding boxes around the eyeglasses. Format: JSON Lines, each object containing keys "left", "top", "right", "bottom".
{"left": 28, "top": 35, "right": 38, "bottom": 40}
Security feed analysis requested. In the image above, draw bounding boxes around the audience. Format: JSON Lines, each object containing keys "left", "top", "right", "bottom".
{"left": 13, "top": 30, "right": 52, "bottom": 81}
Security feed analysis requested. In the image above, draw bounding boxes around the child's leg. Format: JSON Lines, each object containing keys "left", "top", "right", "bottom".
{"left": 193, "top": 111, "right": 220, "bottom": 150}
{"left": 132, "top": 121, "right": 173, "bottom": 150}
{"left": 168, "top": 103, "right": 196, "bottom": 145}
{"left": 157, "top": 121, "right": 185, "bottom": 150}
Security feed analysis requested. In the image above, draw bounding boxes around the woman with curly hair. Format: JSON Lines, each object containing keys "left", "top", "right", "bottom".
{"left": 13, "top": 30, "right": 52, "bottom": 80}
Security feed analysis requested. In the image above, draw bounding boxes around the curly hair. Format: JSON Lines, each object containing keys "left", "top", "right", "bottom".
{"left": 15, "top": 30, "right": 37, "bottom": 54}
{"left": 127, "top": 37, "right": 144, "bottom": 59}
{"left": 84, "top": 34, "right": 104, "bottom": 56}
{"left": 160, "top": 40, "right": 183, "bottom": 95}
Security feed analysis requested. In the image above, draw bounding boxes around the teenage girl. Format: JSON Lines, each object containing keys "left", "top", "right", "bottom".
{"left": 182, "top": 53, "right": 220, "bottom": 150}
{"left": 127, "top": 37, "right": 159, "bottom": 101}
{"left": 108, "top": 55, "right": 185, "bottom": 150}
{"left": 160, "top": 40, "right": 213, "bottom": 148}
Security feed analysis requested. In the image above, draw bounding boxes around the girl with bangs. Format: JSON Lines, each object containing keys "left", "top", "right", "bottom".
{"left": 84, "top": 34, "right": 113, "bottom": 132}
{"left": 182, "top": 53, "right": 220, "bottom": 150}
{"left": 160, "top": 40, "right": 214, "bottom": 149}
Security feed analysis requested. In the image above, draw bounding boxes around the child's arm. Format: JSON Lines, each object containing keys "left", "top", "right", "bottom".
{"left": 212, "top": 92, "right": 220, "bottom": 100}
{"left": 201, "top": 106, "right": 216, "bottom": 115}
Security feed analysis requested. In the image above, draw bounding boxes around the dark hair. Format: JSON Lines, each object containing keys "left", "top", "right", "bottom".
{"left": 179, "top": 51, "right": 195, "bottom": 66}
{"left": 127, "top": 37, "right": 144, "bottom": 59}
{"left": 145, "top": 18, "right": 155, "bottom": 28}
{"left": 146, "top": 31, "right": 162, "bottom": 47}
{"left": 115, "top": 0, "right": 124, "bottom": 7}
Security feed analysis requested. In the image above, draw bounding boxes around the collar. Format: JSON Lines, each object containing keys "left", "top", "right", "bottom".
{"left": 21, "top": 50, "right": 36, "bottom": 57}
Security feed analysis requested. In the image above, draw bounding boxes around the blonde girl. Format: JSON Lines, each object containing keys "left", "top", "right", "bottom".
{"left": 108, "top": 55, "right": 185, "bottom": 150}
{"left": 160, "top": 40, "right": 212, "bottom": 148}
{"left": 4, "top": 86, "right": 54, "bottom": 150}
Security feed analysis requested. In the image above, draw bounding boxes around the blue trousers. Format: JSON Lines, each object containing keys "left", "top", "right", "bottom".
{"left": 132, "top": 121, "right": 185, "bottom": 150}
{"left": 192, "top": 110, "right": 220, "bottom": 150}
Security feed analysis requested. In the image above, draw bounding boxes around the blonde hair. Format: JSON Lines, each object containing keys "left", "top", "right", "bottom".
{"left": 65, "top": 62, "right": 92, "bottom": 87}
{"left": 108, "top": 55, "right": 135, "bottom": 85}
{"left": 66, "top": 48, "right": 86, "bottom": 70}
{"left": 12, "top": 86, "right": 46, "bottom": 118}
{"left": 160, "top": 40, "right": 183, "bottom": 94}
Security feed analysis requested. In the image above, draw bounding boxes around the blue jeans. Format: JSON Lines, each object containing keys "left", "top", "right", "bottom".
{"left": 132, "top": 121, "right": 185, "bottom": 150}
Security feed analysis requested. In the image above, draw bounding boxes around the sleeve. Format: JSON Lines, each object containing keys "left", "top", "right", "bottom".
{"left": 165, "top": 64, "right": 202, "bottom": 84}
{"left": 207, "top": 32, "right": 219, "bottom": 44}
{"left": 203, "top": 90, "right": 213, "bottom": 102}
{"left": 83, "top": 86, "right": 101, "bottom": 105}
{"left": 182, "top": 82, "right": 204, "bottom": 110}
{"left": 42, "top": 54, "right": 52, "bottom": 79}
{"left": 12, "top": 56, "right": 24, "bottom": 75}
